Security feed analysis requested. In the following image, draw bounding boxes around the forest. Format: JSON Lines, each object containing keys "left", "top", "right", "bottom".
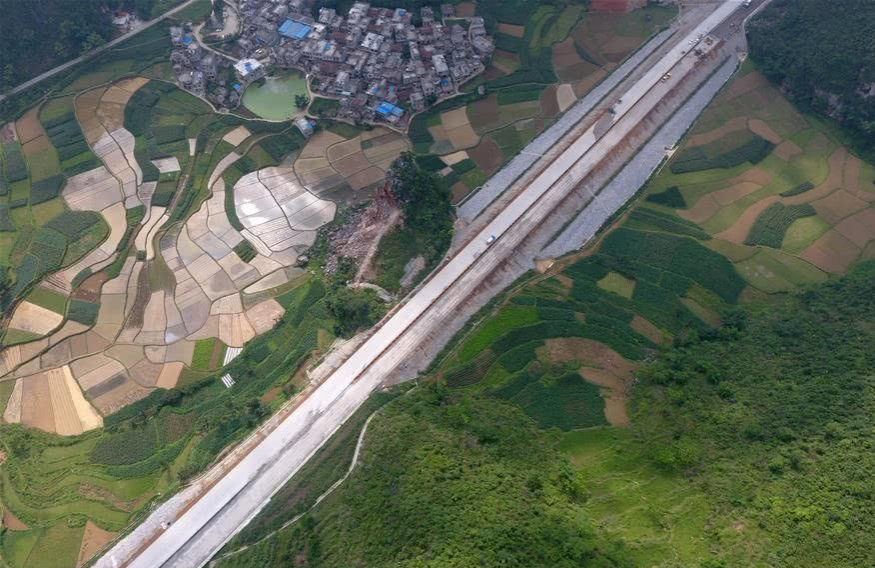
{"left": 0, "top": 0, "right": 168, "bottom": 91}
{"left": 632, "top": 261, "right": 875, "bottom": 566}
{"left": 748, "top": 0, "right": 875, "bottom": 155}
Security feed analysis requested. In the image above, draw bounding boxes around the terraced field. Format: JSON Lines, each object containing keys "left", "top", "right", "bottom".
{"left": 0, "top": 45, "right": 406, "bottom": 568}
{"left": 407, "top": 2, "right": 678, "bottom": 203}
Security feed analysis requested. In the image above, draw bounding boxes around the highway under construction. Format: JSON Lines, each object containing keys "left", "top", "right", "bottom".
{"left": 97, "top": 1, "right": 762, "bottom": 566}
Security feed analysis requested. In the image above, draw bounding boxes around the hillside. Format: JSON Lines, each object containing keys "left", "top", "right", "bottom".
{"left": 747, "top": 0, "right": 875, "bottom": 155}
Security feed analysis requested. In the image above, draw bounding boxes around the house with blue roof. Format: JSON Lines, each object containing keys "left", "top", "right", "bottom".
{"left": 279, "top": 19, "right": 312, "bottom": 41}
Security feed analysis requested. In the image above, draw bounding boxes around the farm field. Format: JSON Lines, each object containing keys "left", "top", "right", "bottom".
{"left": 0, "top": 11, "right": 405, "bottom": 565}
{"left": 218, "top": 50, "right": 875, "bottom": 568}
{"left": 408, "top": 2, "right": 678, "bottom": 203}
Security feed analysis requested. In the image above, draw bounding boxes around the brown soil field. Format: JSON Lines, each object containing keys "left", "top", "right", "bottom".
{"left": 721, "top": 71, "right": 770, "bottom": 102}
{"left": 712, "top": 180, "right": 765, "bottom": 206}
{"left": 679, "top": 194, "right": 721, "bottom": 224}
{"left": 773, "top": 140, "right": 803, "bottom": 161}
{"left": 332, "top": 151, "right": 370, "bottom": 177}
{"left": 445, "top": 124, "right": 479, "bottom": 149}
{"left": 601, "top": 35, "right": 642, "bottom": 62}
{"left": 124, "top": 267, "right": 152, "bottom": 330}
{"left": 806, "top": 132, "right": 834, "bottom": 154}
{"left": 539, "top": 85, "right": 560, "bottom": 118}
{"left": 811, "top": 189, "right": 867, "bottom": 225}
{"left": 784, "top": 148, "right": 845, "bottom": 205}
{"left": 579, "top": 367, "right": 630, "bottom": 427}
{"left": 688, "top": 116, "right": 749, "bottom": 146}
{"left": 590, "top": 0, "right": 633, "bottom": 11}
{"left": 47, "top": 367, "right": 84, "bottom": 435}
{"left": 497, "top": 23, "right": 525, "bottom": 38}
{"left": 9, "top": 301, "right": 64, "bottom": 335}
{"left": 450, "top": 181, "right": 469, "bottom": 204}
{"left": 77, "top": 520, "right": 116, "bottom": 567}
{"left": 91, "top": 376, "right": 151, "bottom": 416}
{"left": 346, "top": 166, "right": 385, "bottom": 191}
{"left": 0, "top": 121, "right": 16, "bottom": 142}
{"left": 300, "top": 131, "right": 345, "bottom": 158}
{"left": 467, "top": 95, "right": 500, "bottom": 133}
{"left": 22, "top": 133, "right": 52, "bottom": 156}
{"left": 156, "top": 362, "right": 183, "bottom": 389}
{"left": 442, "top": 107, "right": 470, "bottom": 130}
{"left": 467, "top": 137, "right": 503, "bottom": 175}
{"left": 2, "top": 509, "right": 28, "bottom": 531}
{"left": 20, "top": 374, "right": 56, "bottom": 433}
{"left": 843, "top": 155, "right": 875, "bottom": 202}
{"left": 326, "top": 138, "right": 361, "bottom": 162}
{"left": 222, "top": 125, "right": 251, "bottom": 147}
{"left": 116, "top": 76, "right": 150, "bottom": 93}
{"left": 455, "top": 1, "right": 475, "bottom": 17}
{"left": 800, "top": 230, "right": 860, "bottom": 273}
{"left": 631, "top": 315, "right": 666, "bottom": 345}
{"left": 15, "top": 106, "right": 45, "bottom": 144}
{"left": 543, "top": 337, "right": 638, "bottom": 378}
{"left": 834, "top": 207, "right": 875, "bottom": 247}
{"left": 556, "top": 84, "right": 576, "bottom": 112}
{"left": 747, "top": 118, "right": 783, "bottom": 145}
{"left": 553, "top": 39, "right": 600, "bottom": 83}
{"left": 716, "top": 196, "right": 779, "bottom": 244}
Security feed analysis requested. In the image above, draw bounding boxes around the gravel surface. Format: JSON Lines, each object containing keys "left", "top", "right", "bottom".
{"left": 540, "top": 54, "right": 741, "bottom": 258}
{"left": 456, "top": 28, "right": 675, "bottom": 222}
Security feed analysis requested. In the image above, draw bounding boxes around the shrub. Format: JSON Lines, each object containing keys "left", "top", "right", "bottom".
{"left": 415, "top": 154, "right": 446, "bottom": 172}
{"left": 2, "top": 143, "right": 28, "bottom": 182}
{"left": 451, "top": 159, "right": 477, "bottom": 176}
{"left": 496, "top": 85, "right": 544, "bottom": 105}
{"left": 233, "top": 240, "right": 256, "bottom": 263}
{"left": 29, "top": 174, "right": 65, "bottom": 204}
{"left": 626, "top": 208, "right": 710, "bottom": 240}
{"left": 0, "top": 205, "right": 13, "bottom": 232}
{"left": 68, "top": 299, "right": 99, "bottom": 325}
{"left": 670, "top": 135, "right": 775, "bottom": 174}
{"left": 153, "top": 124, "right": 187, "bottom": 145}
{"left": 259, "top": 130, "right": 305, "bottom": 162}
{"left": 29, "top": 227, "right": 67, "bottom": 269}
{"left": 780, "top": 181, "right": 815, "bottom": 197}
{"left": 444, "top": 349, "right": 498, "bottom": 388}
{"left": 744, "top": 203, "right": 816, "bottom": 248}
{"left": 45, "top": 210, "right": 101, "bottom": 238}
{"left": 646, "top": 186, "right": 686, "bottom": 208}
{"left": 90, "top": 423, "right": 157, "bottom": 465}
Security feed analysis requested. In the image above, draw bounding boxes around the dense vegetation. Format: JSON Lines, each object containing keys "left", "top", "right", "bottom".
{"left": 632, "top": 261, "right": 875, "bottom": 566}
{"left": 218, "top": 385, "right": 632, "bottom": 568}
{"left": 748, "top": 0, "right": 875, "bottom": 155}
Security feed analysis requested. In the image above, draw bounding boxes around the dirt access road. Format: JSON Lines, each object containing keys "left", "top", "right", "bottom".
{"left": 97, "top": 3, "right": 747, "bottom": 567}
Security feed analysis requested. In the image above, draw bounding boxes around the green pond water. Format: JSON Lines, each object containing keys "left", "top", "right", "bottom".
{"left": 242, "top": 71, "right": 309, "bottom": 121}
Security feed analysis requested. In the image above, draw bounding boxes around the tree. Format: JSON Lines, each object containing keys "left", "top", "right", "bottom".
{"left": 294, "top": 94, "right": 310, "bottom": 109}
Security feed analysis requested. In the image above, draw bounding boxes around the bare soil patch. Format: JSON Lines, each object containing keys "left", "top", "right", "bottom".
{"left": 631, "top": 315, "right": 666, "bottom": 345}
{"left": 553, "top": 39, "right": 600, "bottom": 83}
{"left": 834, "top": 208, "right": 875, "bottom": 247}
{"left": 747, "top": 118, "right": 783, "bottom": 144}
{"left": 688, "top": 116, "right": 748, "bottom": 146}
{"left": 468, "top": 136, "right": 503, "bottom": 175}
{"left": 2, "top": 509, "right": 28, "bottom": 531}
{"left": 579, "top": 368, "right": 629, "bottom": 427}
{"left": 445, "top": 123, "right": 479, "bottom": 149}
{"left": 20, "top": 373, "right": 56, "bottom": 433}
{"left": 77, "top": 520, "right": 117, "bottom": 567}
{"left": 811, "top": 189, "right": 867, "bottom": 225}
{"left": 455, "top": 1, "right": 476, "bottom": 17}
{"left": 716, "top": 196, "right": 780, "bottom": 244}
{"left": 74, "top": 271, "right": 109, "bottom": 302}
{"left": 712, "top": 180, "right": 765, "bottom": 206}
{"left": 543, "top": 337, "right": 638, "bottom": 378}
{"left": 497, "top": 23, "right": 525, "bottom": 38}
{"left": 799, "top": 230, "right": 860, "bottom": 274}
{"left": 539, "top": 85, "right": 560, "bottom": 118}
{"left": 784, "top": 147, "right": 845, "bottom": 205}
{"left": 467, "top": 95, "right": 500, "bottom": 133}
{"left": 679, "top": 194, "right": 721, "bottom": 224}
{"left": 15, "top": 106, "right": 45, "bottom": 144}
{"left": 773, "top": 140, "right": 803, "bottom": 161}
{"left": 573, "top": 69, "right": 607, "bottom": 98}
{"left": 556, "top": 84, "right": 576, "bottom": 112}
{"left": 721, "top": 71, "right": 770, "bottom": 102}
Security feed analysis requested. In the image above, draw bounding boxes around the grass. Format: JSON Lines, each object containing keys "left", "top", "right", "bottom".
{"left": 191, "top": 337, "right": 219, "bottom": 371}
{"left": 559, "top": 428, "right": 721, "bottom": 566}
{"left": 26, "top": 523, "right": 86, "bottom": 568}
{"left": 597, "top": 271, "right": 635, "bottom": 299}
{"left": 372, "top": 226, "right": 420, "bottom": 293}
{"left": 736, "top": 248, "right": 828, "bottom": 293}
{"left": 2, "top": 329, "right": 42, "bottom": 345}
{"left": 25, "top": 286, "right": 67, "bottom": 314}
{"left": 456, "top": 304, "right": 539, "bottom": 364}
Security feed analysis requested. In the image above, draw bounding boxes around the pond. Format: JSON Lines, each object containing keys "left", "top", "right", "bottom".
{"left": 242, "top": 71, "right": 309, "bottom": 121}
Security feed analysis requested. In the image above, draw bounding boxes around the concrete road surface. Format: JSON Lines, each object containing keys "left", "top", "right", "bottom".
{"left": 98, "top": 2, "right": 745, "bottom": 567}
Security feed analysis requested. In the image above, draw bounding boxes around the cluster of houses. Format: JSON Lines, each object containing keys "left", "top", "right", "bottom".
{"left": 169, "top": 1, "right": 494, "bottom": 127}
{"left": 169, "top": 24, "right": 242, "bottom": 109}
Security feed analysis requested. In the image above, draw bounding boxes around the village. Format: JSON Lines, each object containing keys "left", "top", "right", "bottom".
{"left": 168, "top": 1, "right": 495, "bottom": 128}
